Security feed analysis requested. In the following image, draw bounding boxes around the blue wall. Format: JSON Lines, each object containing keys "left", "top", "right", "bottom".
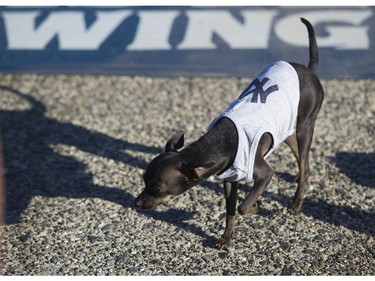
{"left": 0, "top": 6, "right": 373, "bottom": 78}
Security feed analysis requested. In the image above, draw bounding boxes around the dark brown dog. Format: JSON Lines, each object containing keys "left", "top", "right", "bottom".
{"left": 135, "top": 18, "right": 324, "bottom": 249}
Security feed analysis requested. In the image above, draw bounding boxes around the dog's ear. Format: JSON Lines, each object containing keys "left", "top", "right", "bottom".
{"left": 164, "top": 131, "right": 184, "bottom": 152}
{"left": 180, "top": 163, "right": 200, "bottom": 182}
{"left": 180, "top": 163, "right": 208, "bottom": 182}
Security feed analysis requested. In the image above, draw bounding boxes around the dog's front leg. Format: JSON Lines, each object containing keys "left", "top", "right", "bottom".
{"left": 215, "top": 180, "right": 238, "bottom": 250}
{"left": 238, "top": 133, "right": 274, "bottom": 215}
{"left": 238, "top": 158, "right": 274, "bottom": 215}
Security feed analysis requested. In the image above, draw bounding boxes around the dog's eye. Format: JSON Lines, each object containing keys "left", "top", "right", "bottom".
{"left": 152, "top": 185, "right": 162, "bottom": 194}
{"left": 184, "top": 176, "right": 190, "bottom": 183}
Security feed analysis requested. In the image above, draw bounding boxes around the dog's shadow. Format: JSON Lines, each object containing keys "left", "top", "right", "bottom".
{"left": 0, "top": 86, "right": 148, "bottom": 223}
{"left": 261, "top": 190, "right": 375, "bottom": 236}
{"left": 0, "top": 86, "right": 217, "bottom": 243}
{"left": 329, "top": 152, "right": 374, "bottom": 188}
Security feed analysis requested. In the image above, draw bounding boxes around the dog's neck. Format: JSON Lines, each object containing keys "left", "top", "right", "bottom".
{"left": 180, "top": 118, "right": 238, "bottom": 179}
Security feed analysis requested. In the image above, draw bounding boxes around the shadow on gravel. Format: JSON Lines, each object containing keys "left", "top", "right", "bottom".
{"left": 0, "top": 86, "right": 217, "bottom": 242}
{"left": 0, "top": 86, "right": 161, "bottom": 224}
{"left": 301, "top": 197, "right": 375, "bottom": 235}
{"left": 262, "top": 191, "right": 375, "bottom": 236}
{"left": 136, "top": 208, "right": 217, "bottom": 244}
{"left": 329, "top": 152, "right": 375, "bottom": 188}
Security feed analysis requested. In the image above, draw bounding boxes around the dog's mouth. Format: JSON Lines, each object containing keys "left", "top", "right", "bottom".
{"left": 134, "top": 193, "right": 174, "bottom": 209}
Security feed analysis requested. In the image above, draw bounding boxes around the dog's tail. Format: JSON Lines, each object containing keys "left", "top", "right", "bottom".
{"left": 301, "top": 17, "right": 318, "bottom": 73}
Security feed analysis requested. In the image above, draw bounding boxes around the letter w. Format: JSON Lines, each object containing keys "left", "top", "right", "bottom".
{"left": 2, "top": 10, "right": 131, "bottom": 50}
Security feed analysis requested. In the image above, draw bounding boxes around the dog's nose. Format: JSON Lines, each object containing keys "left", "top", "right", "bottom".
{"left": 134, "top": 198, "right": 142, "bottom": 208}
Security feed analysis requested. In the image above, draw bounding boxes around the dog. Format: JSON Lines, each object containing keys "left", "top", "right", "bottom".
{"left": 135, "top": 18, "right": 324, "bottom": 250}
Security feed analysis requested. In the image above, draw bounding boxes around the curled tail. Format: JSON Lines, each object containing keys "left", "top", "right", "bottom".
{"left": 300, "top": 18, "right": 318, "bottom": 73}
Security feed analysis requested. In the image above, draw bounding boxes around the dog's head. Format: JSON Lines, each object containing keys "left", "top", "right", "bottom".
{"left": 134, "top": 131, "right": 201, "bottom": 209}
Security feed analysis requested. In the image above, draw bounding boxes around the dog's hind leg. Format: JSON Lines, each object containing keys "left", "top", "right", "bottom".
{"left": 285, "top": 134, "right": 299, "bottom": 162}
{"left": 285, "top": 134, "right": 300, "bottom": 183}
{"left": 287, "top": 122, "right": 315, "bottom": 213}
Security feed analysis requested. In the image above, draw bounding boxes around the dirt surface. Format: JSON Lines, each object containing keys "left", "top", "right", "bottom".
{"left": 0, "top": 73, "right": 374, "bottom": 275}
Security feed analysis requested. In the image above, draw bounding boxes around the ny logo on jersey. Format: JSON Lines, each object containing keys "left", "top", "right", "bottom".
{"left": 239, "top": 77, "right": 279, "bottom": 103}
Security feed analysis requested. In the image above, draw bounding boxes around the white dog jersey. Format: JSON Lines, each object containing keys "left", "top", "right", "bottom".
{"left": 208, "top": 61, "right": 300, "bottom": 182}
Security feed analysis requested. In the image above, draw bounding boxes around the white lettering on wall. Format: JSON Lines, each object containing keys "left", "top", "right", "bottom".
{"left": 275, "top": 10, "right": 373, "bottom": 50}
{"left": 127, "top": 10, "right": 179, "bottom": 50}
{"left": 178, "top": 10, "right": 277, "bottom": 49}
{"left": 0, "top": 8, "right": 372, "bottom": 51}
{"left": 2, "top": 10, "right": 131, "bottom": 50}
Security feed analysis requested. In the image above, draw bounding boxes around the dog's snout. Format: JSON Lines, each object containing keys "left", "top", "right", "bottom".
{"left": 134, "top": 193, "right": 155, "bottom": 209}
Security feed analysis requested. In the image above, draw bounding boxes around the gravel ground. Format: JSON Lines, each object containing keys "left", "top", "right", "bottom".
{"left": 0, "top": 73, "right": 374, "bottom": 275}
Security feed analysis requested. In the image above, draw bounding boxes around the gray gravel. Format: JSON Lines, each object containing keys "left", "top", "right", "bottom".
{"left": 0, "top": 73, "right": 374, "bottom": 275}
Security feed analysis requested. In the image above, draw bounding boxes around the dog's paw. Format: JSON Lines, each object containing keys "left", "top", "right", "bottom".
{"left": 215, "top": 237, "right": 232, "bottom": 251}
{"left": 238, "top": 200, "right": 262, "bottom": 216}
{"left": 287, "top": 199, "right": 302, "bottom": 214}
